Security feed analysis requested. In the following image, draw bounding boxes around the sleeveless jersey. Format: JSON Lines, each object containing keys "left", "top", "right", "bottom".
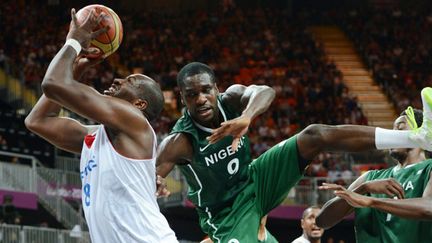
{"left": 355, "top": 159, "right": 432, "bottom": 243}
{"left": 80, "top": 125, "right": 177, "bottom": 243}
{"left": 171, "top": 96, "right": 252, "bottom": 213}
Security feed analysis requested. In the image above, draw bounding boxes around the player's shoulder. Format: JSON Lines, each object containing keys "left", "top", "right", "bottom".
{"left": 171, "top": 111, "right": 195, "bottom": 133}
{"left": 85, "top": 124, "right": 102, "bottom": 134}
{"left": 417, "top": 158, "right": 432, "bottom": 172}
{"left": 367, "top": 167, "right": 393, "bottom": 180}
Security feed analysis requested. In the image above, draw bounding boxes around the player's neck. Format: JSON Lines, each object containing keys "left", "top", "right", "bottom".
{"left": 400, "top": 151, "right": 426, "bottom": 167}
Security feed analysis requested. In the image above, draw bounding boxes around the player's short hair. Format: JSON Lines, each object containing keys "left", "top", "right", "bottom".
{"left": 177, "top": 62, "right": 216, "bottom": 88}
{"left": 400, "top": 107, "right": 423, "bottom": 128}
{"left": 302, "top": 205, "right": 321, "bottom": 219}
{"left": 135, "top": 77, "right": 164, "bottom": 121}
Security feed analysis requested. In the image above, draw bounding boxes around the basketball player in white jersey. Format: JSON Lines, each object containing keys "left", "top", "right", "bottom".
{"left": 25, "top": 9, "right": 178, "bottom": 243}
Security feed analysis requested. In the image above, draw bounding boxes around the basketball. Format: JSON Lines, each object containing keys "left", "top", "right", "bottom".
{"left": 75, "top": 4, "right": 123, "bottom": 58}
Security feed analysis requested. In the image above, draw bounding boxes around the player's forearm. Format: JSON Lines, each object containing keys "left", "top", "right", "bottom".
{"left": 316, "top": 197, "right": 354, "bottom": 229}
{"left": 156, "top": 162, "right": 176, "bottom": 178}
{"left": 370, "top": 197, "right": 432, "bottom": 220}
{"left": 241, "top": 85, "right": 275, "bottom": 119}
{"left": 41, "top": 46, "right": 77, "bottom": 101}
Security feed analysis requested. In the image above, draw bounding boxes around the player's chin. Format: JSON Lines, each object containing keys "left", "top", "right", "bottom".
{"left": 310, "top": 228, "right": 324, "bottom": 237}
{"left": 196, "top": 110, "right": 214, "bottom": 121}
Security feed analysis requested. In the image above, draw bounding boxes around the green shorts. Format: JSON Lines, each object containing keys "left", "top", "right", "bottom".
{"left": 198, "top": 136, "right": 303, "bottom": 242}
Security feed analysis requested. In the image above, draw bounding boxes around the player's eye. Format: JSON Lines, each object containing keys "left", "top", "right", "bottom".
{"left": 186, "top": 92, "right": 197, "bottom": 98}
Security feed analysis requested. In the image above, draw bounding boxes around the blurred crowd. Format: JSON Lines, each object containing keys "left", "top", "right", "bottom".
{"left": 0, "top": 2, "right": 372, "bottom": 176}
{"left": 343, "top": 8, "right": 432, "bottom": 113}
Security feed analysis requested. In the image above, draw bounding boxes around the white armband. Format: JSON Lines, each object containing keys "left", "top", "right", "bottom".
{"left": 64, "top": 39, "right": 82, "bottom": 55}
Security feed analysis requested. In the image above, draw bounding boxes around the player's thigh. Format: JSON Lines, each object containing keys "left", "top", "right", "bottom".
{"left": 216, "top": 205, "right": 261, "bottom": 243}
{"left": 250, "top": 135, "right": 303, "bottom": 215}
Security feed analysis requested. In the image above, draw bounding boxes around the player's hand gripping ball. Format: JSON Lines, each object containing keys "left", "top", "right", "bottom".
{"left": 75, "top": 4, "right": 123, "bottom": 58}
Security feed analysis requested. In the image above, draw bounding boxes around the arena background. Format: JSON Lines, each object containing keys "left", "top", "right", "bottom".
{"left": 0, "top": 0, "right": 430, "bottom": 242}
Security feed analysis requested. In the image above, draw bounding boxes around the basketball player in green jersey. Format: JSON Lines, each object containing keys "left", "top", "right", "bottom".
{"left": 157, "top": 62, "right": 432, "bottom": 243}
{"left": 317, "top": 107, "right": 432, "bottom": 243}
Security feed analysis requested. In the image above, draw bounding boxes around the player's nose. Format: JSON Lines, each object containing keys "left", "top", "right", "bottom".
{"left": 196, "top": 92, "right": 207, "bottom": 105}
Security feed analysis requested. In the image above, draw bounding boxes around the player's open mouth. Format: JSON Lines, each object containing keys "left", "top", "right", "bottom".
{"left": 197, "top": 107, "right": 212, "bottom": 117}
{"left": 311, "top": 228, "right": 322, "bottom": 232}
{"left": 104, "top": 86, "right": 119, "bottom": 95}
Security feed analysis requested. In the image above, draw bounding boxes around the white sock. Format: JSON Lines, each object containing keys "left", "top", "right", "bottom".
{"left": 375, "top": 127, "right": 416, "bottom": 149}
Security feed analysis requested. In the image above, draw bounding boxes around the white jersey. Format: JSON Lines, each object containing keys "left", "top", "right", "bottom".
{"left": 291, "top": 234, "right": 311, "bottom": 243}
{"left": 80, "top": 125, "right": 177, "bottom": 243}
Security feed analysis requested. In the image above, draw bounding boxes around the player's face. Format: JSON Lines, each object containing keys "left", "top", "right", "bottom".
{"left": 180, "top": 73, "right": 219, "bottom": 125}
{"left": 301, "top": 208, "right": 324, "bottom": 240}
{"left": 389, "top": 116, "right": 410, "bottom": 162}
{"left": 104, "top": 74, "right": 143, "bottom": 101}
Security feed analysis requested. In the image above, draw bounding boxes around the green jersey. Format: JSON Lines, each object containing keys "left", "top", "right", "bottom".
{"left": 171, "top": 96, "right": 252, "bottom": 212}
{"left": 355, "top": 159, "right": 432, "bottom": 243}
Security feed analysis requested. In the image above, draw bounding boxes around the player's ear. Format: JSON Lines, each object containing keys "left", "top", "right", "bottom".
{"left": 179, "top": 91, "right": 185, "bottom": 105}
{"left": 134, "top": 99, "right": 148, "bottom": 111}
{"left": 214, "top": 84, "right": 219, "bottom": 94}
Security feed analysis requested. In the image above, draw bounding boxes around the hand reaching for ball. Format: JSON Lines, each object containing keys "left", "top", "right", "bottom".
{"left": 68, "top": 5, "right": 123, "bottom": 59}
{"left": 67, "top": 8, "right": 108, "bottom": 55}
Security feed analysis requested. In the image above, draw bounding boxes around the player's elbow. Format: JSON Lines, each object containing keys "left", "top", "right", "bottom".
{"left": 263, "top": 85, "right": 276, "bottom": 101}
{"left": 24, "top": 113, "right": 43, "bottom": 134}
{"left": 24, "top": 115, "right": 36, "bottom": 132}
{"left": 41, "top": 78, "right": 57, "bottom": 99}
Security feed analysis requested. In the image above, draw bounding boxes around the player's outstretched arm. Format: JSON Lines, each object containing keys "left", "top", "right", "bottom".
{"left": 41, "top": 9, "right": 148, "bottom": 137}
{"left": 208, "top": 84, "right": 275, "bottom": 149}
{"left": 316, "top": 172, "right": 369, "bottom": 229}
{"left": 335, "top": 171, "right": 432, "bottom": 220}
{"left": 156, "top": 133, "right": 193, "bottom": 196}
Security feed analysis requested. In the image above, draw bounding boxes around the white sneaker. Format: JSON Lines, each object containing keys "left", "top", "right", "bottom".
{"left": 409, "top": 87, "right": 432, "bottom": 151}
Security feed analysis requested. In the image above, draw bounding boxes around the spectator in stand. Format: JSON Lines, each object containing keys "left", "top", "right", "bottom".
{"left": 292, "top": 206, "right": 325, "bottom": 243}
{"left": 0, "top": 194, "right": 18, "bottom": 224}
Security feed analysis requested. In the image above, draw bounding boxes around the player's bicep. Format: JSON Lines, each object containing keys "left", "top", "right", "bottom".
{"left": 157, "top": 133, "right": 193, "bottom": 177}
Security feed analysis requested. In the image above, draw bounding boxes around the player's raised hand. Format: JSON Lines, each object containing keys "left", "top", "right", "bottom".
{"left": 319, "top": 183, "right": 347, "bottom": 192}
{"left": 67, "top": 8, "right": 108, "bottom": 50}
{"left": 362, "top": 179, "right": 405, "bottom": 199}
{"left": 334, "top": 189, "right": 373, "bottom": 208}
{"left": 207, "top": 115, "right": 251, "bottom": 151}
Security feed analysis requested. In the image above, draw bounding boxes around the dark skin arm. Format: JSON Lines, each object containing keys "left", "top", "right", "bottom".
{"left": 28, "top": 9, "right": 153, "bottom": 159}
{"left": 316, "top": 172, "right": 368, "bottom": 229}
{"left": 25, "top": 53, "right": 102, "bottom": 153}
{"left": 207, "top": 84, "right": 276, "bottom": 150}
{"left": 156, "top": 133, "right": 193, "bottom": 196}
{"left": 333, "top": 171, "right": 432, "bottom": 220}
{"left": 156, "top": 133, "right": 194, "bottom": 178}
{"left": 316, "top": 172, "right": 406, "bottom": 229}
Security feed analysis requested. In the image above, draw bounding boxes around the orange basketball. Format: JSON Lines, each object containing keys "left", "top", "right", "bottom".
{"left": 75, "top": 4, "right": 123, "bottom": 58}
